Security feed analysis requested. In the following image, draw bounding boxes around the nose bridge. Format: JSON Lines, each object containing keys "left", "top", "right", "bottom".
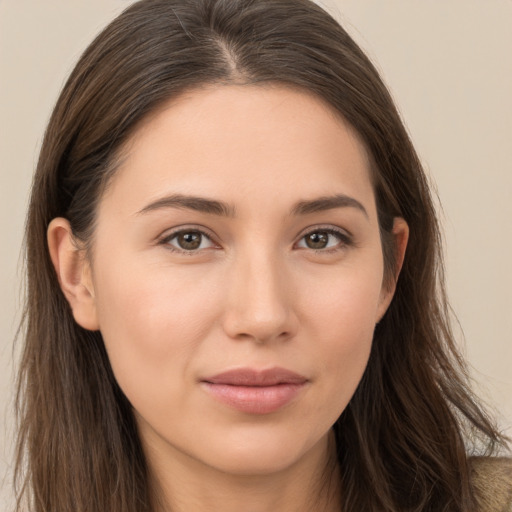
{"left": 223, "top": 245, "right": 295, "bottom": 343}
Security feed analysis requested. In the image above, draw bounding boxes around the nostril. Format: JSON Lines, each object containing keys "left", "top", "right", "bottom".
{"left": 228, "top": 325, "right": 294, "bottom": 345}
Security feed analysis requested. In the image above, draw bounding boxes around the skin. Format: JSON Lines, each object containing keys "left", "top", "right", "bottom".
{"left": 49, "top": 85, "right": 408, "bottom": 512}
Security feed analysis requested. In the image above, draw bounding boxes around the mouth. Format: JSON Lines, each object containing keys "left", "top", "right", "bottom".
{"left": 200, "top": 367, "right": 308, "bottom": 415}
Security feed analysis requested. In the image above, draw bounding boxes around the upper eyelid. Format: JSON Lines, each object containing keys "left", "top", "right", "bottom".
{"left": 157, "top": 224, "right": 217, "bottom": 242}
{"left": 296, "top": 224, "right": 353, "bottom": 240}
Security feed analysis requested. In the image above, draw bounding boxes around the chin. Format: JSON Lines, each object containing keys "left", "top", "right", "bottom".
{"left": 197, "top": 425, "right": 329, "bottom": 477}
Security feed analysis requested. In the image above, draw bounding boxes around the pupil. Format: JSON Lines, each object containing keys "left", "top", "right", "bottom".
{"left": 306, "top": 232, "right": 328, "bottom": 249}
{"left": 178, "top": 232, "right": 201, "bottom": 250}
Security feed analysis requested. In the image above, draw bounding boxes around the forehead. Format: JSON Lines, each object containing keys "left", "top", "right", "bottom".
{"left": 100, "top": 84, "right": 375, "bottom": 218}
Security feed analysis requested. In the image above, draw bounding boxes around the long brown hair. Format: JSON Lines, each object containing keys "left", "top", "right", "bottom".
{"left": 15, "top": 0, "right": 507, "bottom": 511}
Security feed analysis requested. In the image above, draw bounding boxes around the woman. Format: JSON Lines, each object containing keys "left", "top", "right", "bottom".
{"left": 14, "top": 0, "right": 511, "bottom": 511}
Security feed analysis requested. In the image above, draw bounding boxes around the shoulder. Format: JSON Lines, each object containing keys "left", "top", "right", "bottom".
{"left": 470, "top": 456, "right": 512, "bottom": 512}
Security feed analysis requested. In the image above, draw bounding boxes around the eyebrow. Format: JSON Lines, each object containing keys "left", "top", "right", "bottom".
{"left": 137, "top": 194, "right": 236, "bottom": 217}
{"left": 137, "top": 193, "right": 368, "bottom": 219}
{"left": 291, "top": 194, "right": 368, "bottom": 218}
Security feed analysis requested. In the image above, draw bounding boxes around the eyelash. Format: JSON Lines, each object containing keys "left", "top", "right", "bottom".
{"left": 158, "top": 226, "right": 353, "bottom": 254}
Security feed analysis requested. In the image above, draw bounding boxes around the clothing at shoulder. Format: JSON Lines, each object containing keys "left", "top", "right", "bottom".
{"left": 471, "top": 456, "right": 512, "bottom": 512}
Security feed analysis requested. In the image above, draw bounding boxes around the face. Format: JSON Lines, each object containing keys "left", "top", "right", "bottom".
{"left": 71, "top": 85, "right": 402, "bottom": 477}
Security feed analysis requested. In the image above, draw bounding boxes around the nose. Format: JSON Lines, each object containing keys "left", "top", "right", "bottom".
{"left": 221, "top": 251, "right": 298, "bottom": 344}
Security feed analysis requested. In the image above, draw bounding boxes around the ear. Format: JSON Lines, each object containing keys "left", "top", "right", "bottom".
{"left": 47, "top": 218, "right": 99, "bottom": 331}
{"left": 376, "top": 217, "right": 409, "bottom": 322}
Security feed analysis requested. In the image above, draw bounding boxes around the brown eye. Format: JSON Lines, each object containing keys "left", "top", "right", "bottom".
{"left": 296, "top": 228, "right": 351, "bottom": 251}
{"left": 304, "top": 231, "right": 329, "bottom": 249}
{"left": 164, "top": 229, "right": 215, "bottom": 252}
{"left": 177, "top": 231, "right": 202, "bottom": 250}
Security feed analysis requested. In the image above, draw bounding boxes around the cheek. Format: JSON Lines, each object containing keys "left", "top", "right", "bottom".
{"left": 302, "top": 256, "right": 384, "bottom": 337}
{"left": 92, "top": 258, "right": 223, "bottom": 404}
{"left": 300, "top": 262, "right": 383, "bottom": 411}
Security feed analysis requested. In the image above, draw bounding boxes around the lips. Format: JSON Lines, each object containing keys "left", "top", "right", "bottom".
{"left": 200, "top": 367, "right": 308, "bottom": 414}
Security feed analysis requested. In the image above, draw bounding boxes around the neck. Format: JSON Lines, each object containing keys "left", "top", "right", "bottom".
{"left": 145, "top": 431, "right": 341, "bottom": 512}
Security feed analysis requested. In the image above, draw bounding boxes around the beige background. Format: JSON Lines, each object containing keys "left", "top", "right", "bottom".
{"left": 1, "top": 0, "right": 511, "bottom": 508}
